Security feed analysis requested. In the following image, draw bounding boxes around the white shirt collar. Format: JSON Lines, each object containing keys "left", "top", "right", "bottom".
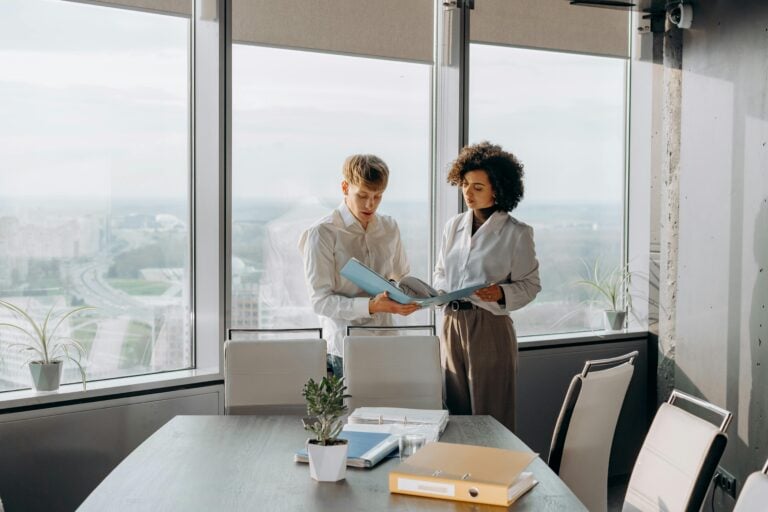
{"left": 456, "top": 209, "right": 508, "bottom": 235}
{"left": 485, "top": 210, "right": 510, "bottom": 233}
{"left": 337, "top": 201, "right": 377, "bottom": 231}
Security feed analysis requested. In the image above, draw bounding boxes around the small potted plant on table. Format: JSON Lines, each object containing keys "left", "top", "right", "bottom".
{"left": 0, "top": 299, "right": 92, "bottom": 391}
{"left": 302, "top": 375, "right": 349, "bottom": 482}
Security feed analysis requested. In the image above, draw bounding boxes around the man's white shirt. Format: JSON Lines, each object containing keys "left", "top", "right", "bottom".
{"left": 298, "top": 202, "right": 410, "bottom": 358}
{"left": 433, "top": 210, "right": 541, "bottom": 315}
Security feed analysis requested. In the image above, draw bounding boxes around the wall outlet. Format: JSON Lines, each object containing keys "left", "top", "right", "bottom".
{"left": 714, "top": 466, "right": 737, "bottom": 498}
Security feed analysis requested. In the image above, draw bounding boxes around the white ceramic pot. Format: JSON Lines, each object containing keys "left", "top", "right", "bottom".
{"left": 29, "top": 360, "right": 63, "bottom": 391}
{"left": 306, "top": 440, "right": 348, "bottom": 482}
{"left": 604, "top": 310, "right": 627, "bottom": 331}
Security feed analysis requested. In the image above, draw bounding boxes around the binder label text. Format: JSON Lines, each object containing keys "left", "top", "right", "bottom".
{"left": 397, "top": 478, "right": 455, "bottom": 497}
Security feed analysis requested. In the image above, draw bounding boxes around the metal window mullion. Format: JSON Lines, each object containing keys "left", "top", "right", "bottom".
{"left": 192, "top": 0, "right": 227, "bottom": 374}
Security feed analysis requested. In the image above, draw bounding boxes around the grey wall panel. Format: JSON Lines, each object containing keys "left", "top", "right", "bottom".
{"left": 517, "top": 338, "right": 649, "bottom": 477}
{"left": 0, "top": 385, "right": 223, "bottom": 512}
{"left": 673, "top": 2, "right": 768, "bottom": 509}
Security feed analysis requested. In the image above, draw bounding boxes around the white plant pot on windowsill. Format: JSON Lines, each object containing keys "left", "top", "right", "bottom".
{"left": 306, "top": 440, "right": 348, "bottom": 482}
{"left": 29, "top": 360, "right": 63, "bottom": 391}
{"left": 603, "top": 310, "right": 626, "bottom": 331}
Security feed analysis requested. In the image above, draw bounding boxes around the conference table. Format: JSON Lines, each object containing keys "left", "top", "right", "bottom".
{"left": 78, "top": 415, "right": 587, "bottom": 511}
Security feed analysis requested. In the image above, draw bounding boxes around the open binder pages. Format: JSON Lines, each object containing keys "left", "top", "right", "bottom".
{"left": 340, "top": 258, "right": 487, "bottom": 306}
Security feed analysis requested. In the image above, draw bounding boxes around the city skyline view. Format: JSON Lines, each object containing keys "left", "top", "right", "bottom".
{"left": 0, "top": 192, "right": 620, "bottom": 392}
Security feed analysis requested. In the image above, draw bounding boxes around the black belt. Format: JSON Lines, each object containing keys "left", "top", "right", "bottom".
{"left": 446, "top": 300, "right": 477, "bottom": 311}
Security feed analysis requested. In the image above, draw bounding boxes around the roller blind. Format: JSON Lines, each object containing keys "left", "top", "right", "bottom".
{"left": 471, "top": 0, "right": 630, "bottom": 58}
{"left": 232, "top": 0, "right": 434, "bottom": 63}
{"left": 66, "top": 0, "right": 191, "bottom": 17}
{"left": 67, "top": 1, "right": 433, "bottom": 63}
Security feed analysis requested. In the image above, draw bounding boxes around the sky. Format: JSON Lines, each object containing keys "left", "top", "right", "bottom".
{"left": 0, "top": 0, "right": 190, "bottom": 200}
{"left": 470, "top": 43, "right": 626, "bottom": 204}
{"left": 0, "top": 0, "right": 625, "bottom": 204}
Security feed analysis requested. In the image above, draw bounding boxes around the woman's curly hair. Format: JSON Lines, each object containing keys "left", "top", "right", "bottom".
{"left": 447, "top": 141, "right": 525, "bottom": 212}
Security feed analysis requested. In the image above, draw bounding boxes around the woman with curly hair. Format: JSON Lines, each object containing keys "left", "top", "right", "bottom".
{"left": 434, "top": 141, "right": 541, "bottom": 431}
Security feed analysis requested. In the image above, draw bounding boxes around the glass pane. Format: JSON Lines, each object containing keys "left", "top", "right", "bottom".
{"left": 232, "top": 45, "right": 431, "bottom": 331}
{"left": 469, "top": 44, "right": 626, "bottom": 335}
{"left": 0, "top": 0, "right": 192, "bottom": 392}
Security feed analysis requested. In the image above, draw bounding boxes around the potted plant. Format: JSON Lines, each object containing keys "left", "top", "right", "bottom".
{"left": 301, "top": 375, "right": 349, "bottom": 482}
{"left": 0, "top": 299, "right": 92, "bottom": 391}
{"left": 576, "top": 260, "right": 634, "bottom": 331}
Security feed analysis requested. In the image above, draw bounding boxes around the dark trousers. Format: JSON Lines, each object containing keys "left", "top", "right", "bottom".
{"left": 326, "top": 354, "right": 343, "bottom": 379}
{"left": 442, "top": 307, "right": 518, "bottom": 432}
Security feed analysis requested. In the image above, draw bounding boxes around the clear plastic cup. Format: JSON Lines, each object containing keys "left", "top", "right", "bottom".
{"left": 398, "top": 434, "right": 426, "bottom": 460}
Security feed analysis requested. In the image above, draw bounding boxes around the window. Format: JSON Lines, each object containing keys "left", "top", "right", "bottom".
{"left": 0, "top": 0, "right": 192, "bottom": 392}
{"left": 469, "top": 44, "right": 627, "bottom": 336}
{"left": 231, "top": 45, "right": 432, "bottom": 330}
{"left": 0, "top": 1, "right": 635, "bottom": 398}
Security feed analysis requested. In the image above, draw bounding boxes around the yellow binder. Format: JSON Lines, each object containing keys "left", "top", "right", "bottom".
{"left": 388, "top": 442, "right": 538, "bottom": 507}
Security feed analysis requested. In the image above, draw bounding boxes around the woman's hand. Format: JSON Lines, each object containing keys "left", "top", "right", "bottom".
{"left": 369, "top": 292, "right": 422, "bottom": 316}
{"left": 474, "top": 284, "right": 503, "bottom": 303}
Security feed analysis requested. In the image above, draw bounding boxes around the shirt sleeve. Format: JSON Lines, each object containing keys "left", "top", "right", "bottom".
{"left": 389, "top": 224, "right": 410, "bottom": 281}
{"left": 299, "top": 226, "right": 371, "bottom": 321}
{"left": 499, "top": 224, "right": 541, "bottom": 312}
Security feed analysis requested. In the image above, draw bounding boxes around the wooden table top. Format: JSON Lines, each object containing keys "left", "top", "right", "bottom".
{"left": 78, "top": 415, "right": 587, "bottom": 511}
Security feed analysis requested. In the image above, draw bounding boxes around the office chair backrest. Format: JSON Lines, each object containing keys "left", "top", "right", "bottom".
{"left": 623, "top": 390, "right": 732, "bottom": 512}
{"left": 224, "top": 338, "right": 326, "bottom": 415}
{"left": 548, "top": 351, "right": 637, "bottom": 512}
{"left": 733, "top": 459, "right": 768, "bottom": 512}
{"left": 343, "top": 335, "right": 442, "bottom": 411}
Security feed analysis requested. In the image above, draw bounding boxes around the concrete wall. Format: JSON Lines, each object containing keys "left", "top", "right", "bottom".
{"left": 674, "top": 0, "right": 768, "bottom": 507}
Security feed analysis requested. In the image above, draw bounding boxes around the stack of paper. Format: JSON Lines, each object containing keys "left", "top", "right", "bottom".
{"left": 347, "top": 407, "right": 449, "bottom": 442}
{"left": 343, "top": 421, "right": 441, "bottom": 444}
{"left": 389, "top": 442, "right": 538, "bottom": 506}
{"left": 348, "top": 407, "right": 449, "bottom": 433}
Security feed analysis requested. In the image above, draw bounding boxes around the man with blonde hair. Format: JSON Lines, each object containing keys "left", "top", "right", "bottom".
{"left": 299, "top": 154, "right": 420, "bottom": 377}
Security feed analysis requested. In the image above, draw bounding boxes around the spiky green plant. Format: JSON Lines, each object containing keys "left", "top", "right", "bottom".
{"left": 0, "top": 299, "right": 94, "bottom": 390}
{"left": 302, "top": 375, "right": 349, "bottom": 446}
{"left": 576, "top": 259, "right": 634, "bottom": 312}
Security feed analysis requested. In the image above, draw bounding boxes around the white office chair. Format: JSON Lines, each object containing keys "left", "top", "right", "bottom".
{"left": 547, "top": 351, "right": 638, "bottom": 512}
{"left": 224, "top": 330, "right": 326, "bottom": 415}
{"left": 733, "top": 458, "right": 768, "bottom": 512}
{"left": 623, "top": 389, "right": 732, "bottom": 512}
{"left": 343, "top": 334, "right": 442, "bottom": 411}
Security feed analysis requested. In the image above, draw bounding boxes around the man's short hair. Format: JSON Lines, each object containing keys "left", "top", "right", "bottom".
{"left": 343, "top": 154, "right": 389, "bottom": 190}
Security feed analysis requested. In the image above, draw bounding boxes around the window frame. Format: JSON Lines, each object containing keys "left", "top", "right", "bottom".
{"left": 0, "top": 0, "right": 202, "bottom": 393}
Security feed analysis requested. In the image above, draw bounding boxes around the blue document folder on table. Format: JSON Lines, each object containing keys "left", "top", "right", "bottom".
{"left": 340, "top": 258, "right": 487, "bottom": 306}
{"left": 294, "top": 430, "right": 399, "bottom": 469}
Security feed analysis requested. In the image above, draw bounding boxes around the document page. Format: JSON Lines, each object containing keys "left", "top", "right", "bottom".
{"left": 340, "top": 258, "right": 487, "bottom": 306}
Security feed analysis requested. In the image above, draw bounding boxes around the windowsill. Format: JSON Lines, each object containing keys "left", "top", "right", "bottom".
{"left": 0, "top": 329, "right": 649, "bottom": 413}
{"left": 518, "top": 328, "right": 648, "bottom": 349}
{"left": 0, "top": 367, "right": 223, "bottom": 413}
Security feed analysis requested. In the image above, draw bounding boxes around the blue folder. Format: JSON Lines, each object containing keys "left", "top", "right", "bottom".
{"left": 339, "top": 258, "right": 487, "bottom": 306}
{"left": 294, "top": 430, "right": 399, "bottom": 469}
